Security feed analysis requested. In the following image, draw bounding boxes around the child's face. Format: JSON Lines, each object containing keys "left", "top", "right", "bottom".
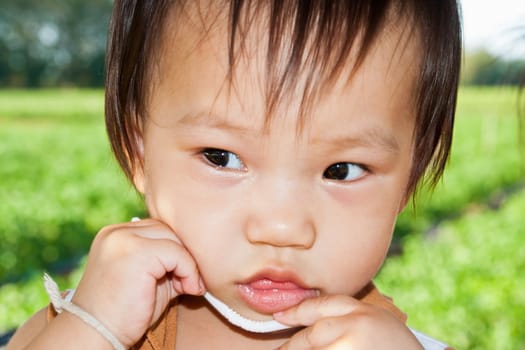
{"left": 134, "top": 11, "right": 417, "bottom": 320}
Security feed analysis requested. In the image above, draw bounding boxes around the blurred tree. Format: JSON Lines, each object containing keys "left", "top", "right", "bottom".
{"left": 0, "top": 0, "right": 113, "bottom": 87}
{"left": 462, "top": 49, "right": 525, "bottom": 86}
{"left": 1, "top": 1, "right": 524, "bottom": 88}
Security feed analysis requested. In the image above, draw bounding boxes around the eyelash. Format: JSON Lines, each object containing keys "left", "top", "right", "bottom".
{"left": 199, "top": 148, "right": 368, "bottom": 181}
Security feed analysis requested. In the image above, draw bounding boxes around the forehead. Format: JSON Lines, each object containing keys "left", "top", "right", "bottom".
{"left": 148, "top": 1, "right": 420, "bottom": 135}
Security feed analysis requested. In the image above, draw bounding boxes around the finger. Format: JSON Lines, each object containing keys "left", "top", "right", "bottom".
{"left": 138, "top": 237, "right": 205, "bottom": 295}
{"left": 128, "top": 218, "right": 185, "bottom": 245}
{"left": 278, "top": 317, "right": 352, "bottom": 350}
{"left": 274, "top": 295, "right": 360, "bottom": 326}
{"left": 99, "top": 229, "right": 204, "bottom": 295}
{"left": 101, "top": 218, "right": 184, "bottom": 244}
{"left": 95, "top": 220, "right": 204, "bottom": 295}
{"left": 127, "top": 221, "right": 205, "bottom": 294}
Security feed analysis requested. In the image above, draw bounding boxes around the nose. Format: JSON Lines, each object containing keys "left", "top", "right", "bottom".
{"left": 244, "top": 178, "right": 316, "bottom": 249}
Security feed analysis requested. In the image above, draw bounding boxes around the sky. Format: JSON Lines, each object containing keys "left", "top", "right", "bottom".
{"left": 461, "top": 0, "right": 525, "bottom": 58}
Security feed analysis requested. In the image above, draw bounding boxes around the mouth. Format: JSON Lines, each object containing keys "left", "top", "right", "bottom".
{"left": 237, "top": 269, "right": 319, "bottom": 314}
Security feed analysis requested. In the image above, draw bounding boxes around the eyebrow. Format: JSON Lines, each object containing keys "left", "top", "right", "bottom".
{"left": 176, "top": 111, "right": 256, "bottom": 135}
{"left": 312, "top": 128, "right": 401, "bottom": 154}
{"left": 177, "top": 111, "right": 400, "bottom": 153}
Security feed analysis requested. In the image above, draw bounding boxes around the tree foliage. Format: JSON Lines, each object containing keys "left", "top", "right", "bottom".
{"left": 0, "top": 0, "right": 113, "bottom": 87}
{"left": 1, "top": 1, "right": 524, "bottom": 88}
{"left": 462, "top": 49, "right": 525, "bottom": 86}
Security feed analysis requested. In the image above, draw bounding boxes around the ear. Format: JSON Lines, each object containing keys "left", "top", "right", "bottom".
{"left": 131, "top": 134, "right": 146, "bottom": 195}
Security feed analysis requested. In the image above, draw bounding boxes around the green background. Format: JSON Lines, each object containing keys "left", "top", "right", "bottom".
{"left": 0, "top": 87, "right": 524, "bottom": 349}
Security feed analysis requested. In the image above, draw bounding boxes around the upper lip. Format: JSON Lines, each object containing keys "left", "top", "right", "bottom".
{"left": 238, "top": 267, "right": 311, "bottom": 289}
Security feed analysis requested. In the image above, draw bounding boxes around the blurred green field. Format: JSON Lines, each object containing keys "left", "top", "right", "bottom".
{"left": 1, "top": 88, "right": 524, "bottom": 349}
{"left": 0, "top": 89, "right": 145, "bottom": 285}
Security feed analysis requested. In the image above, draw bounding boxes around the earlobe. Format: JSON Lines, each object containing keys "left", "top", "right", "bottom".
{"left": 133, "top": 165, "right": 146, "bottom": 194}
{"left": 131, "top": 134, "right": 146, "bottom": 194}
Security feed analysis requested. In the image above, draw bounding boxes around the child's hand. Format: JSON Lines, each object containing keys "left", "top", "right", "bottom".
{"left": 274, "top": 295, "right": 423, "bottom": 350}
{"left": 71, "top": 218, "right": 205, "bottom": 348}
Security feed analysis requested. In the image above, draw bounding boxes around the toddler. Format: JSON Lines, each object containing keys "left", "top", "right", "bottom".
{"left": 8, "top": 0, "right": 461, "bottom": 349}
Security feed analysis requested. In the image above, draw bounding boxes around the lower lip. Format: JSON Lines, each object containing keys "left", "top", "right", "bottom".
{"left": 237, "top": 279, "right": 318, "bottom": 314}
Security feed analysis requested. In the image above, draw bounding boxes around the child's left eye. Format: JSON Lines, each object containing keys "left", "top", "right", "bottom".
{"left": 323, "top": 162, "right": 366, "bottom": 182}
{"left": 202, "top": 148, "right": 245, "bottom": 170}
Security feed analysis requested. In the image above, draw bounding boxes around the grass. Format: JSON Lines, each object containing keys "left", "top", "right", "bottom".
{"left": 0, "top": 89, "right": 104, "bottom": 122}
{"left": 0, "top": 87, "right": 524, "bottom": 349}
{"left": 376, "top": 189, "right": 525, "bottom": 349}
{"left": 0, "top": 89, "right": 145, "bottom": 284}
{"left": 395, "top": 87, "right": 524, "bottom": 240}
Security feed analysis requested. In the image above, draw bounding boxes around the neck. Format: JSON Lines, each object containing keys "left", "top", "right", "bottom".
{"left": 175, "top": 295, "right": 296, "bottom": 350}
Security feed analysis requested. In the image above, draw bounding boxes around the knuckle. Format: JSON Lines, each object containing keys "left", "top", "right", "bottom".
{"left": 94, "top": 227, "right": 141, "bottom": 259}
{"left": 350, "top": 307, "right": 381, "bottom": 330}
{"left": 93, "top": 223, "right": 126, "bottom": 246}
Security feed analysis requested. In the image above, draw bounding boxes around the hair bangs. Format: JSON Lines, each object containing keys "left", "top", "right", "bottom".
{"left": 226, "top": 0, "right": 394, "bottom": 130}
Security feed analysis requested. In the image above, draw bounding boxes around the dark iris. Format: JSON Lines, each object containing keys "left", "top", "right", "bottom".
{"left": 203, "top": 148, "right": 230, "bottom": 167}
{"left": 323, "top": 163, "right": 348, "bottom": 180}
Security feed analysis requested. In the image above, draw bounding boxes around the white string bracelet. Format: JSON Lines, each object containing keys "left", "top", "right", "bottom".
{"left": 43, "top": 273, "right": 126, "bottom": 350}
{"left": 203, "top": 292, "right": 293, "bottom": 333}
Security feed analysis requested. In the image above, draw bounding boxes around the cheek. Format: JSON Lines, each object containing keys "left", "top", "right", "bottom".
{"left": 143, "top": 163, "right": 244, "bottom": 274}
{"left": 316, "top": 188, "right": 400, "bottom": 294}
{"left": 319, "top": 220, "right": 393, "bottom": 295}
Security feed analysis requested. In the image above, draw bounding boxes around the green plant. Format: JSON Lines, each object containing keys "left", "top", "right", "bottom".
{"left": 377, "top": 189, "right": 525, "bottom": 350}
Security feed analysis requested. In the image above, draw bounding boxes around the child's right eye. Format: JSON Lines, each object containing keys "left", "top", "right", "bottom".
{"left": 201, "top": 148, "right": 245, "bottom": 170}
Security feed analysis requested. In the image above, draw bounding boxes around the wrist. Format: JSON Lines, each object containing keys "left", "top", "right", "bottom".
{"left": 44, "top": 273, "right": 128, "bottom": 350}
{"left": 56, "top": 312, "right": 122, "bottom": 350}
